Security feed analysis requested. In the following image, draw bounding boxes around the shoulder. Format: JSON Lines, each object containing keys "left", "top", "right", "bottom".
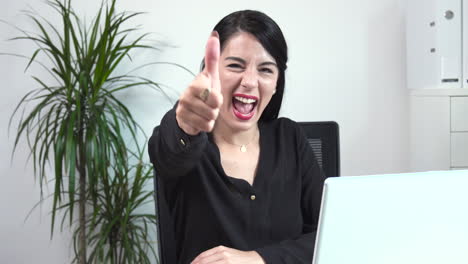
{"left": 261, "top": 117, "right": 305, "bottom": 144}
{"left": 261, "top": 117, "right": 302, "bottom": 134}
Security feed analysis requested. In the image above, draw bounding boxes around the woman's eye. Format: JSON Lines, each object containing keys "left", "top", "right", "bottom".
{"left": 260, "top": 68, "right": 274, "bottom": 74}
{"left": 227, "top": 63, "right": 242, "bottom": 69}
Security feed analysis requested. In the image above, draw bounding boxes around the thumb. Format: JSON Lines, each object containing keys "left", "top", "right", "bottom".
{"left": 203, "top": 31, "right": 220, "bottom": 86}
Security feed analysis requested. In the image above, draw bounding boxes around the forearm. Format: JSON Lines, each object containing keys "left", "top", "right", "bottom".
{"left": 255, "top": 232, "right": 316, "bottom": 264}
{"left": 148, "top": 106, "right": 208, "bottom": 177}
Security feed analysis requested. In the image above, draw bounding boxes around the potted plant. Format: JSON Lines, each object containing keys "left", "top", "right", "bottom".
{"left": 7, "top": 0, "right": 167, "bottom": 262}
{"left": 76, "top": 147, "right": 157, "bottom": 263}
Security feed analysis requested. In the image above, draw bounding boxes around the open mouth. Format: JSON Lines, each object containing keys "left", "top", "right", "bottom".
{"left": 232, "top": 94, "right": 258, "bottom": 121}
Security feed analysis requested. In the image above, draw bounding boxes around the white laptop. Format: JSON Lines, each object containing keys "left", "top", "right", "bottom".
{"left": 312, "top": 170, "right": 468, "bottom": 264}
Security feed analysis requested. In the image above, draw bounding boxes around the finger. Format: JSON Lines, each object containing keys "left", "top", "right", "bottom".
{"left": 177, "top": 107, "right": 215, "bottom": 132}
{"left": 188, "top": 75, "right": 223, "bottom": 109}
{"left": 181, "top": 96, "right": 219, "bottom": 121}
{"left": 192, "top": 246, "right": 226, "bottom": 263}
{"left": 203, "top": 88, "right": 223, "bottom": 109}
{"left": 203, "top": 31, "right": 220, "bottom": 86}
{"left": 193, "top": 253, "right": 225, "bottom": 264}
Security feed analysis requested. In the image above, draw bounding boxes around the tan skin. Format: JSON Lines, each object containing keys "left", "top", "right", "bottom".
{"left": 176, "top": 31, "right": 278, "bottom": 264}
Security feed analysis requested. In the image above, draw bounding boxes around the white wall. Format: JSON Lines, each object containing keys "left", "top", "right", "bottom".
{"left": 0, "top": 0, "right": 408, "bottom": 263}
{"left": 116, "top": 0, "right": 409, "bottom": 176}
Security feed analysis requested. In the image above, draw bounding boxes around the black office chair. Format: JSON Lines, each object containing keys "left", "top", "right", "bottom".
{"left": 152, "top": 121, "right": 340, "bottom": 263}
{"left": 298, "top": 121, "right": 340, "bottom": 178}
{"left": 153, "top": 166, "right": 176, "bottom": 264}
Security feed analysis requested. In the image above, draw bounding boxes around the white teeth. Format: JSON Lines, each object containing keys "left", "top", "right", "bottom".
{"left": 234, "top": 96, "right": 257, "bottom": 104}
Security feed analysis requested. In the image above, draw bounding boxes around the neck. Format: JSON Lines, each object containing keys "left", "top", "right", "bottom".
{"left": 212, "top": 121, "right": 259, "bottom": 147}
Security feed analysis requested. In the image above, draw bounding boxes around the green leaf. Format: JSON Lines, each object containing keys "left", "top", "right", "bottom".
{"left": 7, "top": 0, "right": 188, "bottom": 261}
{"left": 24, "top": 49, "right": 40, "bottom": 72}
{"left": 65, "top": 110, "right": 77, "bottom": 223}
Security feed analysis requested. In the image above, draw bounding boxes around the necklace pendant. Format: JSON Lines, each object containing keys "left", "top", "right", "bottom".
{"left": 240, "top": 145, "right": 247, "bottom": 153}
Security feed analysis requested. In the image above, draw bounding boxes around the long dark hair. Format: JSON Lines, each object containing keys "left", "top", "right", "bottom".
{"left": 210, "top": 10, "right": 288, "bottom": 121}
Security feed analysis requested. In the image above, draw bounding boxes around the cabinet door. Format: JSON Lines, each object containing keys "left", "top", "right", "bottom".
{"left": 436, "top": 0, "right": 462, "bottom": 88}
{"left": 451, "top": 132, "right": 468, "bottom": 167}
{"left": 406, "top": 0, "right": 462, "bottom": 89}
{"left": 463, "top": 0, "right": 468, "bottom": 87}
{"left": 451, "top": 97, "right": 468, "bottom": 131}
{"left": 406, "top": 0, "right": 438, "bottom": 89}
{"left": 410, "top": 96, "right": 450, "bottom": 171}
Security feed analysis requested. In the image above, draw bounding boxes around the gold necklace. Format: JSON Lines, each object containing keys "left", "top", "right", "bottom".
{"left": 219, "top": 130, "right": 259, "bottom": 153}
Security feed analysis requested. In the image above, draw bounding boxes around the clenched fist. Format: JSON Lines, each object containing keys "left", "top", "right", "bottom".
{"left": 191, "top": 245, "right": 266, "bottom": 264}
{"left": 176, "top": 31, "right": 224, "bottom": 135}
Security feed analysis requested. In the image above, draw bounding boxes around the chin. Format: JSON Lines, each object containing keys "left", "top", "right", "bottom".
{"left": 216, "top": 108, "right": 259, "bottom": 132}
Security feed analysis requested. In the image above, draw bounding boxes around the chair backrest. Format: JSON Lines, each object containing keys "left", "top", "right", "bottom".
{"left": 153, "top": 121, "right": 340, "bottom": 263}
{"left": 298, "top": 121, "right": 340, "bottom": 177}
{"left": 152, "top": 126, "right": 177, "bottom": 264}
{"left": 153, "top": 167, "right": 177, "bottom": 264}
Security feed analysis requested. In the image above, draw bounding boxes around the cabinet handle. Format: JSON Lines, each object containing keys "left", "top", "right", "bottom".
{"left": 442, "top": 78, "right": 459, "bottom": 83}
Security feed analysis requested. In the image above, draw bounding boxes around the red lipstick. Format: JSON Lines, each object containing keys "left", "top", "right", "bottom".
{"left": 233, "top": 108, "right": 255, "bottom": 120}
{"left": 233, "top": 93, "right": 259, "bottom": 100}
{"left": 232, "top": 93, "right": 258, "bottom": 121}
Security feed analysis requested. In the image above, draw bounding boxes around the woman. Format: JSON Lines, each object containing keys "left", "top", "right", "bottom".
{"left": 148, "top": 10, "right": 325, "bottom": 264}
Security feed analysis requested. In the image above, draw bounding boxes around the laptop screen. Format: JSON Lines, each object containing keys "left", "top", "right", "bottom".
{"left": 312, "top": 170, "right": 468, "bottom": 264}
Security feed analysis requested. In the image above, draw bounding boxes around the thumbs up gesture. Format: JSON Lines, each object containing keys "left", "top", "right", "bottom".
{"left": 176, "top": 31, "right": 223, "bottom": 135}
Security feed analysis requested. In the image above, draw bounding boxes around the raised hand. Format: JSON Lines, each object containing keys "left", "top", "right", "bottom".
{"left": 176, "top": 31, "right": 223, "bottom": 135}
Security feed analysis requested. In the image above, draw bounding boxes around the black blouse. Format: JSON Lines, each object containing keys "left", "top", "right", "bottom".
{"left": 148, "top": 108, "right": 325, "bottom": 264}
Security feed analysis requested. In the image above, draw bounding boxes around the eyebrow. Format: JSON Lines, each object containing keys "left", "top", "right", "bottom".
{"left": 225, "top": 56, "right": 277, "bottom": 67}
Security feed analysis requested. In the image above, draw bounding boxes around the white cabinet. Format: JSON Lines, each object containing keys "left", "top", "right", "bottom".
{"left": 451, "top": 133, "right": 468, "bottom": 166}
{"left": 410, "top": 90, "right": 468, "bottom": 171}
{"left": 408, "top": 0, "right": 468, "bottom": 171}
{"left": 406, "top": 0, "right": 467, "bottom": 90}
{"left": 409, "top": 91, "right": 450, "bottom": 171}
{"left": 450, "top": 97, "right": 468, "bottom": 167}
{"left": 450, "top": 97, "right": 468, "bottom": 131}
{"left": 464, "top": 0, "right": 468, "bottom": 85}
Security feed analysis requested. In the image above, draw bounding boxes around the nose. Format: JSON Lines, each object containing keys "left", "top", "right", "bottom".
{"left": 240, "top": 68, "right": 258, "bottom": 89}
